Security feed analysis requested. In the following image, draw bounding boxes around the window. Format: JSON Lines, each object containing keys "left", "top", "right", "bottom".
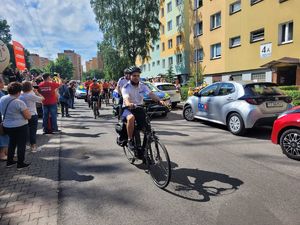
{"left": 157, "top": 60, "right": 160, "bottom": 66}
{"left": 156, "top": 44, "right": 159, "bottom": 50}
{"left": 176, "top": 0, "right": 182, "bottom": 6}
{"left": 161, "top": 25, "right": 165, "bottom": 35}
{"left": 152, "top": 62, "right": 155, "bottom": 67}
{"left": 279, "top": 21, "right": 293, "bottom": 44}
{"left": 168, "top": 57, "right": 173, "bottom": 66}
{"left": 176, "top": 35, "right": 182, "bottom": 45}
{"left": 230, "top": 74, "right": 242, "bottom": 81}
{"left": 229, "top": 1, "right": 241, "bottom": 14}
{"left": 250, "top": 28, "right": 264, "bottom": 43}
{"left": 161, "top": 8, "right": 164, "bottom": 17}
{"left": 200, "top": 84, "right": 219, "bottom": 96}
{"left": 162, "top": 42, "right": 165, "bottom": 51}
{"left": 210, "top": 12, "right": 221, "bottom": 30}
{"left": 176, "top": 15, "right": 182, "bottom": 27}
{"left": 218, "top": 83, "right": 235, "bottom": 96}
{"left": 250, "top": 0, "right": 263, "bottom": 6}
{"left": 176, "top": 54, "right": 183, "bottom": 64}
{"left": 168, "top": 39, "right": 173, "bottom": 49}
{"left": 167, "top": 2, "right": 172, "bottom": 12}
{"left": 194, "top": 21, "right": 203, "bottom": 37}
{"left": 194, "top": 48, "right": 203, "bottom": 62}
{"left": 229, "top": 36, "right": 241, "bottom": 48}
{"left": 162, "top": 59, "right": 166, "bottom": 68}
{"left": 194, "top": 0, "right": 203, "bottom": 9}
{"left": 251, "top": 72, "right": 266, "bottom": 82}
{"left": 167, "top": 20, "right": 172, "bottom": 31}
{"left": 211, "top": 43, "right": 221, "bottom": 59}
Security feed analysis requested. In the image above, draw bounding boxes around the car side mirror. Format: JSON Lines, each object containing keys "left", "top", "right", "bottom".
{"left": 194, "top": 92, "right": 201, "bottom": 97}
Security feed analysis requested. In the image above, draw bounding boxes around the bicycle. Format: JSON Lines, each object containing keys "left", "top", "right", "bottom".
{"left": 115, "top": 104, "right": 171, "bottom": 189}
{"left": 91, "top": 95, "right": 100, "bottom": 119}
{"left": 104, "top": 91, "right": 109, "bottom": 106}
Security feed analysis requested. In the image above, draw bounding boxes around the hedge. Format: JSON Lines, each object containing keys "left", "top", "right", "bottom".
{"left": 279, "top": 86, "right": 299, "bottom": 91}
{"left": 180, "top": 86, "right": 189, "bottom": 101}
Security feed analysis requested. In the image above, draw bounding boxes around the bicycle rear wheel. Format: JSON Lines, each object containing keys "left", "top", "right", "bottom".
{"left": 146, "top": 140, "right": 171, "bottom": 188}
{"left": 93, "top": 102, "right": 97, "bottom": 119}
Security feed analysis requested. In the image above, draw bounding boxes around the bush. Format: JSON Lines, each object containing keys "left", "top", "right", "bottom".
{"left": 282, "top": 90, "right": 300, "bottom": 106}
{"left": 181, "top": 86, "right": 189, "bottom": 101}
{"left": 279, "top": 86, "right": 299, "bottom": 91}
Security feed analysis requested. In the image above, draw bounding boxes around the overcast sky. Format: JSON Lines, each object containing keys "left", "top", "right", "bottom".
{"left": 0, "top": 0, "right": 103, "bottom": 69}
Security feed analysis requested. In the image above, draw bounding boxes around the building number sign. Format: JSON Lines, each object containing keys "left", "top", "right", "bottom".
{"left": 260, "top": 43, "right": 272, "bottom": 58}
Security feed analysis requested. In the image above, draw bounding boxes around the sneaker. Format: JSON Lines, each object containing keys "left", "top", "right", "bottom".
{"left": 17, "top": 163, "right": 30, "bottom": 170}
{"left": 66, "top": 114, "right": 71, "bottom": 117}
{"left": 6, "top": 160, "right": 17, "bottom": 168}
{"left": 31, "top": 146, "right": 38, "bottom": 153}
{"left": 128, "top": 139, "right": 135, "bottom": 151}
{"left": 52, "top": 130, "right": 62, "bottom": 134}
{"left": 62, "top": 114, "right": 65, "bottom": 117}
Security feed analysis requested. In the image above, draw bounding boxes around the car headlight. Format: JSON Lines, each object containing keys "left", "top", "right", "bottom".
{"left": 277, "top": 112, "right": 287, "bottom": 119}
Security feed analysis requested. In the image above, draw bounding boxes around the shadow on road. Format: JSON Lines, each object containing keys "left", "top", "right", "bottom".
{"left": 164, "top": 162, "right": 244, "bottom": 202}
{"left": 156, "top": 130, "right": 189, "bottom": 137}
{"left": 61, "top": 132, "right": 105, "bottom": 138}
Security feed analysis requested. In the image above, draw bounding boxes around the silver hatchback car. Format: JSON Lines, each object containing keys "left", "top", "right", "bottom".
{"left": 183, "top": 81, "right": 292, "bottom": 135}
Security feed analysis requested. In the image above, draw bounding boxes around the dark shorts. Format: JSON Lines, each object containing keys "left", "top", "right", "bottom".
{"left": 103, "top": 88, "right": 109, "bottom": 94}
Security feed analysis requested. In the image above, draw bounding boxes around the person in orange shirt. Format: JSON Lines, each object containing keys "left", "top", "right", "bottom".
{"left": 102, "top": 80, "right": 110, "bottom": 105}
{"left": 84, "top": 77, "right": 93, "bottom": 107}
{"left": 89, "top": 78, "right": 102, "bottom": 116}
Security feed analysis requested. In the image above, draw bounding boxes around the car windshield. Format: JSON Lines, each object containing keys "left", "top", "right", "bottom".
{"left": 244, "top": 83, "right": 285, "bottom": 96}
{"left": 145, "top": 82, "right": 160, "bottom": 92}
{"left": 157, "top": 84, "right": 176, "bottom": 91}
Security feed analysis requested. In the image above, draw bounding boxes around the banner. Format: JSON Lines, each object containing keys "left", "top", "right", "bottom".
{"left": 12, "top": 40, "right": 26, "bottom": 71}
{"left": 0, "top": 40, "right": 10, "bottom": 73}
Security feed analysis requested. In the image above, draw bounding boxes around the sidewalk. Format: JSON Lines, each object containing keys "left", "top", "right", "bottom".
{"left": 0, "top": 122, "right": 61, "bottom": 225}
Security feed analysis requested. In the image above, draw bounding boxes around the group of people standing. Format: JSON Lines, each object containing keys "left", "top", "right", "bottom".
{"left": 0, "top": 72, "right": 76, "bottom": 169}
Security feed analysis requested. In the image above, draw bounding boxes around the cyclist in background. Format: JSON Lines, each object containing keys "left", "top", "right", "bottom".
{"left": 102, "top": 80, "right": 110, "bottom": 105}
{"left": 89, "top": 78, "right": 102, "bottom": 116}
{"left": 84, "top": 77, "right": 93, "bottom": 107}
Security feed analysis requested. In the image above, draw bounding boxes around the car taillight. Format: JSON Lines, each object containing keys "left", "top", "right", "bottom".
{"left": 284, "top": 97, "right": 292, "bottom": 103}
{"left": 245, "top": 98, "right": 264, "bottom": 105}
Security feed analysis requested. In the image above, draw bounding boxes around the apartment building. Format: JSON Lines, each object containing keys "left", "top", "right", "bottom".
{"left": 191, "top": 0, "right": 300, "bottom": 85}
{"left": 86, "top": 53, "right": 104, "bottom": 72}
{"left": 138, "top": 0, "right": 191, "bottom": 83}
{"left": 29, "top": 54, "right": 50, "bottom": 69}
{"left": 58, "top": 50, "right": 82, "bottom": 81}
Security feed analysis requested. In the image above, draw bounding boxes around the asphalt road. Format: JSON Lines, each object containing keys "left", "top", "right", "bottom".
{"left": 58, "top": 100, "right": 300, "bottom": 225}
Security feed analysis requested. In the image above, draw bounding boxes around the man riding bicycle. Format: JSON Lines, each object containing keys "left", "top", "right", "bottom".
{"left": 121, "top": 66, "right": 165, "bottom": 152}
{"left": 89, "top": 78, "right": 102, "bottom": 116}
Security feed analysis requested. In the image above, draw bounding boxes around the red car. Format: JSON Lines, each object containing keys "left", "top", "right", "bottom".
{"left": 271, "top": 106, "right": 300, "bottom": 160}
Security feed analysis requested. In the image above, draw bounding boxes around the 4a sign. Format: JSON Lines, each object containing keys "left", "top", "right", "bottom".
{"left": 260, "top": 43, "right": 272, "bottom": 58}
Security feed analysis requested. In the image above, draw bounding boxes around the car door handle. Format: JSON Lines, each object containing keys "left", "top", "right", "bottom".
{"left": 227, "top": 97, "right": 234, "bottom": 101}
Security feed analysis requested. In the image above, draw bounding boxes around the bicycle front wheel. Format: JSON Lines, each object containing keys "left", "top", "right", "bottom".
{"left": 146, "top": 140, "right": 171, "bottom": 189}
{"left": 123, "top": 146, "right": 135, "bottom": 164}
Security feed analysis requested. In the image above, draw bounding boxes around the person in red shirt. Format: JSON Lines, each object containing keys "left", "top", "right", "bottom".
{"left": 102, "top": 81, "right": 110, "bottom": 104}
{"left": 89, "top": 78, "right": 102, "bottom": 116}
{"left": 38, "top": 73, "right": 61, "bottom": 134}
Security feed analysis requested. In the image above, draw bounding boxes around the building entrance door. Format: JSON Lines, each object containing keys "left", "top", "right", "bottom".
{"left": 277, "top": 66, "right": 296, "bottom": 86}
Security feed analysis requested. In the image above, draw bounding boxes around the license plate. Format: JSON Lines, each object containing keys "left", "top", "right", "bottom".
{"left": 266, "top": 101, "right": 283, "bottom": 108}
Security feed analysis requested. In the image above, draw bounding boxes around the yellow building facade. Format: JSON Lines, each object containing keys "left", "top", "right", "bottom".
{"left": 190, "top": 0, "right": 300, "bottom": 85}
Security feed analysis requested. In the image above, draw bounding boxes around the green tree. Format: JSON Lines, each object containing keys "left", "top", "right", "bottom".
{"left": 98, "top": 36, "right": 130, "bottom": 80}
{"left": 0, "top": 19, "right": 12, "bottom": 44}
{"left": 165, "top": 65, "right": 175, "bottom": 83}
{"left": 91, "top": 0, "right": 160, "bottom": 64}
{"left": 83, "top": 69, "right": 104, "bottom": 80}
{"left": 53, "top": 56, "right": 74, "bottom": 79}
{"left": 43, "top": 56, "right": 73, "bottom": 79}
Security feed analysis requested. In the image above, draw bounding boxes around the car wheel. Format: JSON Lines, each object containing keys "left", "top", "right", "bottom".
{"left": 227, "top": 113, "right": 245, "bottom": 136}
{"left": 280, "top": 129, "right": 300, "bottom": 160}
{"left": 183, "top": 106, "right": 194, "bottom": 121}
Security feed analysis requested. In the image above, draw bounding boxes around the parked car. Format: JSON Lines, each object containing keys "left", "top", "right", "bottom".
{"left": 75, "top": 85, "right": 87, "bottom": 99}
{"left": 153, "top": 82, "right": 181, "bottom": 108}
{"left": 183, "top": 81, "right": 292, "bottom": 135}
{"left": 271, "top": 106, "right": 300, "bottom": 160}
{"left": 143, "top": 82, "right": 171, "bottom": 117}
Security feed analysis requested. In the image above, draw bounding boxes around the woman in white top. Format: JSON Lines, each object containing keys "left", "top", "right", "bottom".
{"left": 20, "top": 81, "right": 44, "bottom": 152}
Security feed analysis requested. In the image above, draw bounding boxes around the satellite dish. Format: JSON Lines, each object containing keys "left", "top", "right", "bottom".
{"left": 0, "top": 40, "right": 10, "bottom": 73}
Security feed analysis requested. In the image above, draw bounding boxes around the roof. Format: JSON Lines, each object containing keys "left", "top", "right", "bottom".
{"left": 261, "top": 57, "right": 300, "bottom": 68}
